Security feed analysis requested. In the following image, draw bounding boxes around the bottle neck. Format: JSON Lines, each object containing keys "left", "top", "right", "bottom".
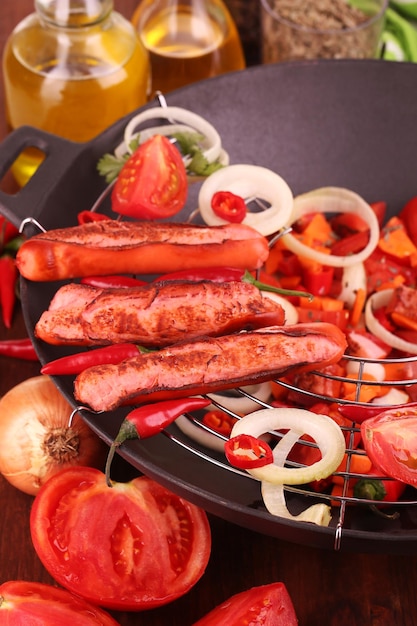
{"left": 34, "top": 0, "right": 113, "bottom": 28}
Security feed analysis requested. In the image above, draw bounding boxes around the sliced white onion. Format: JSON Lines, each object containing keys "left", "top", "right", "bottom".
{"left": 230, "top": 407, "right": 345, "bottom": 484}
{"left": 120, "top": 106, "right": 224, "bottom": 165}
{"left": 365, "top": 289, "right": 417, "bottom": 355}
{"left": 371, "top": 387, "right": 409, "bottom": 406}
{"left": 206, "top": 382, "right": 272, "bottom": 414}
{"left": 261, "top": 291, "right": 299, "bottom": 325}
{"left": 345, "top": 358, "right": 386, "bottom": 382}
{"left": 175, "top": 413, "right": 226, "bottom": 453}
{"left": 198, "top": 164, "right": 294, "bottom": 236}
{"left": 261, "top": 430, "right": 332, "bottom": 526}
{"left": 338, "top": 262, "right": 367, "bottom": 309}
{"left": 281, "top": 187, "right": 380, "bottom": 267}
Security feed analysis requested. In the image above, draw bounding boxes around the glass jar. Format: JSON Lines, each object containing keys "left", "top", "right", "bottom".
{"left": 131, "top": 0, "right": 246, "bottom": 96}
{"left": 2, "top": 0, "right": 150, "bottom": 186}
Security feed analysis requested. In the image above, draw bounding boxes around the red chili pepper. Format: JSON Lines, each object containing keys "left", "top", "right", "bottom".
{"left": 154, "top": 267, "right": 311, "bottom": 300}
{"left": 211, "top": 190, "right": 247, "bottom": 223}
{"left": 0, "top": 337, "right": 38, "bottom": 360}
{"left": 105, "top": 397, "right": 211, "bottom": 485}
{"left": 0, "top": 217, "right": 19, "bottom": 250}
{"left": 80, "top": 275, "right": 147, "bottom": 289}
{"left": 41, "top": 343, "right": 148, "bottom": 376}
{"left": 224, "top": 433, "right": 273, "bottom": 470}
{"left": 0, "top": 255, "right": 17, "bottom": 328}
{"left": 154, "top": 266, "right": 246, "bottom": 283}
{"left": 337, "top": 402, "right": 417, "bottom": 424}
{"left": 77, "top": 210, "right": 110, "bottom": 224}
{"left": 353, "top": 473, "right": 406, "bottom": 504}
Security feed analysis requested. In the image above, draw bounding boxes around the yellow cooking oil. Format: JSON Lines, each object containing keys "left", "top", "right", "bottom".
{"left": 2, "top": 1, "right": 150, "bottom": 187}
{"left": 131, "top": 0, "right": 246, "bottom": 95}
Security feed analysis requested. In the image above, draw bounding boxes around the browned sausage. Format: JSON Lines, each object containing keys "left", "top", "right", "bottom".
{"left": 16, "top": 220, "right": 270, "bottom": 281}
{"left": 74, "top": 322, "right": 347, "bottom": 411}
{"left": 35, "top": 280, "right": 285, "bottom": 346}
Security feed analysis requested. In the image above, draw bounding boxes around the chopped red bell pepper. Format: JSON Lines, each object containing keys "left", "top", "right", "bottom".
{"left": 211, "top": 190, "right": 247, "bottom": 223}
{"left": 302, "top": 265, "right": 334, "bottom": 296}
{"left": 202, "top": 409, "right": 237, "bottom": 437}
{"left": 224, "top": 433, "right": 273, "bottom": 470}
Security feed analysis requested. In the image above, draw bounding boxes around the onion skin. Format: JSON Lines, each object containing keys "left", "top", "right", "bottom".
{"left": 0, "top": 376, "right": 107, "bottom": 495}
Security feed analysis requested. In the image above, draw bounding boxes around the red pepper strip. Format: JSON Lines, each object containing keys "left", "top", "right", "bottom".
{"left": 41, "top": 343, "right": 149, "bottom": 376}
{"left": 155, "top": 267, "right": 312, "bottom": 300}
{"left": 154, "top": 266, "right": 246, "bottom": 283}
{"left": 0, "top": 338, "right": 38, "bottom": 360}
{"left": 105, "top": 397, "right": 211, "bottom": 485}
{"left": 224, "top": 433, "right": 273, "bottom": 470}
{"left": 302, "top": 266, "right": 334, "bottom": 297}
{"left": 0, "top": 255, "right": 17, "bottom": 328}
{"left": 211, "top": 190, "right": 247, "bottom": 223}
{"left": 77, "top": 210, "right": 110, "bottom": 224}
{"left": 80, "top": 275, "right": 147, "bottom": 289}
{"left": 202, "top": 409, "right": 237, "bottom": 437}
{"left": 337, "top": 402, "right": 417, "bottom": 424}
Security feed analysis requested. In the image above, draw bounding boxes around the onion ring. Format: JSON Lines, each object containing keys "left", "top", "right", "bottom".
{"left": 281, "top": 187, "right": 380, "bottom": 267}
{"left": 198, "top": 164, "right": 294, "bottom": 236}
{"left": 365, "top": 289, "right": 417, "bottom": 355}
{"left": 229, "top": 407, "right": 345, "bottom": 484}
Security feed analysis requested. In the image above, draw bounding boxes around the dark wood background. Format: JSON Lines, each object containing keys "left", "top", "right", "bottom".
{"left": 1, "top": 2, "right": 417, "bottom": 624}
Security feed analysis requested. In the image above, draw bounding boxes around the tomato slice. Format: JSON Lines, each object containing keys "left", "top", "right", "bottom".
{"left": 30, "top": 467, "right": 211, "bottom": 611}
{"left": 111, "top": 134, "right": 187, "bottom": 220}
{"left": 0, "top": 580, "right": 119, "bottom": 625}
{"left": 361, "top": 406, "right": 417, "bottom": 486}
{"left": 192, "top": 582, "right": 298, "bottom": 625}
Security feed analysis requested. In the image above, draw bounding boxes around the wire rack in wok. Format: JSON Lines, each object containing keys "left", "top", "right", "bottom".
{"left": 161, "top": 352, "right": 417, "bottom": 551}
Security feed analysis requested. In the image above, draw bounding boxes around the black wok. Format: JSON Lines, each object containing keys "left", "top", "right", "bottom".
{"left": 1, "top": 59, "right": 417, "bottom": 554}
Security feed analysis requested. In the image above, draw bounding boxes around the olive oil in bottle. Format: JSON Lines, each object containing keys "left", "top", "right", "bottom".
{"left": 131, "top": 0, "right": 246, "bottom": 96}
{"left": 2, "top": 0, "right": 150, "bottom": 186}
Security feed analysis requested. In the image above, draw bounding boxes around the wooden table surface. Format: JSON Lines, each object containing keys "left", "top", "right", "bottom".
{"left": 1, "top": 2, "right": 417, "bottom": 625}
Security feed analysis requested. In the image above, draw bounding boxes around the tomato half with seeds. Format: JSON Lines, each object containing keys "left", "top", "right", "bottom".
{"left": 30, "top": 467, "right": 211, "bottom": 611}
{"left": 361, "top": 406, "right": 417, "bottom": 486}
{"left": 0, "top": 580, "right": 120, "bottom": 625}
{"left": 111, "top": 134, "right": 188, "bottom": 220}
{"left": 192, "top": 582, "right": 298, "bottom": 625}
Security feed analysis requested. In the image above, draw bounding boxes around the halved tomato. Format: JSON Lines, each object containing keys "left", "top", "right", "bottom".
{"left": 30, "top": 467, "right": 211, "bottom": 611}
{"left": 111, "top": 134, "right": 187, "bottom": 220}
{"left": 192, "top": 582, "right": 298, "bottom": 625}
{"left": 0, "top": 580, "right": 120, "bottom": 625}
{"left": 361, "top": 406, "right": 417, "bottom": 486}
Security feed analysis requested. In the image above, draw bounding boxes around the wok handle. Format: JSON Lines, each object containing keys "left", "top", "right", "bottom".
{"left": 0, "top": 126, "right": 82, "bottom": 231}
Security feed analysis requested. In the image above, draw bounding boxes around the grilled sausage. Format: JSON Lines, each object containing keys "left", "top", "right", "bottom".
{"left": 16, "top": 220, "right": 269, "bottom": 281}
{"left": 74, "top": 323, "right": 347, "bottom": 411}
{"left": 35, "top": 280, "right": 285, "bottom": 346}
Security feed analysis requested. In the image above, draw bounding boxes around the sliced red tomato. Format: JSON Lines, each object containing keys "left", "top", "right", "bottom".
{"left": 0, "top": 580, "right": 119, "bottom": 625}
{"left": 111, "top": 134, "right": 187, "bottom": 220}
{"left": 30, "top": 467, "right": 211, "bottom": 611}
{"left": 361, "top": 406, "right": 417, "bottom": 486}
{"left": 192, "top": 582, "right": 298, "bottom": 625}
{"left": 211, "top": 190, "right": 247, "bottom": 223}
